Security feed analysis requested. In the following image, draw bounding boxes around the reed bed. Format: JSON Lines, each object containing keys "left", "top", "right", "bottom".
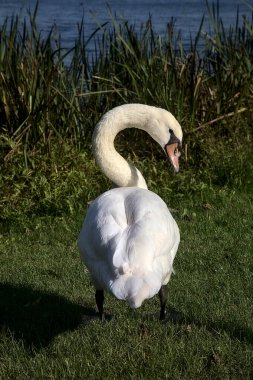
{"left": 0, "top": 2, "right": 252, "bottom": 218}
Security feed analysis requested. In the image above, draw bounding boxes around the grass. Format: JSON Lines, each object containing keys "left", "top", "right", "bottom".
{"left": 0, "top": 189, "right": 252, "bottom": 379}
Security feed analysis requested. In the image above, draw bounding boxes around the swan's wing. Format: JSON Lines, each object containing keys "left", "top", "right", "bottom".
{"left": 78, "top": 188, "right": 129, "bottom": 288}
{"left": 78, "top": 187, "right": 180, "bottom": 305}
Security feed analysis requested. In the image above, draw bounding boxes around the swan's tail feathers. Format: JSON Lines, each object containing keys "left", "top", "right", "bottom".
{"left": 125, "top": 276, "right": 146, "bottom": 308}
{"left": 110, "top": 273, "right": 161, "bottom": 309}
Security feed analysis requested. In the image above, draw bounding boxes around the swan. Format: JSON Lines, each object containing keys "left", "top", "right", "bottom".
{"left": 78, "top": 103, "right": 182, "bottom": 320}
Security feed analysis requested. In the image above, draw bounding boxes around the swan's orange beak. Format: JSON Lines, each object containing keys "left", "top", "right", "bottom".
{"left": 165, "top": 143, "right": 180, "bottom": 173}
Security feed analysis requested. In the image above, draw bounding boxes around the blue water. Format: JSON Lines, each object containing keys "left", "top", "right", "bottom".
{"left": 0, "top": 0, "right": 252, "bottom": 51}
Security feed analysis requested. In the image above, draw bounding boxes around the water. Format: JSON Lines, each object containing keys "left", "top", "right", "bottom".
{"left": 0, "top": 0, "right": 252, "bottom": 51}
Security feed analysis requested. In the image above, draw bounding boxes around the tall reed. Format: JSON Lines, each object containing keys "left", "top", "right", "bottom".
{"left": 0, "top": 2, "right": 252, "bottom": 217}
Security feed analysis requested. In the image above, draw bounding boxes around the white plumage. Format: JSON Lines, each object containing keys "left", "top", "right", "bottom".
{"left": 78, "top": 104, "right": 182, "bottom": 320}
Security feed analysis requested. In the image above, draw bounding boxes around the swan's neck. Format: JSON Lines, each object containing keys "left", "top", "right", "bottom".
{"left": 92, "top": 108, "right": 151, "bottom": 189}
{"left": 92, "top": 104, "right": 182, "bottom": 189}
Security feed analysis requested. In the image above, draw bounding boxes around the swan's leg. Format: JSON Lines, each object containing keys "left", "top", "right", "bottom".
{"left": 95, "top": 289, "right": 104, "bottom": 320}
{"left": 159, "top": 285, "right": 168, "bottom": 320}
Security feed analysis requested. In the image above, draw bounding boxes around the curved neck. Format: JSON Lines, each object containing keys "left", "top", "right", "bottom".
{"left": 92, "top": 104, "right": 182, "bottom": 189}
{"left": 92, "top": 117, "right": 148, "bottom": 189}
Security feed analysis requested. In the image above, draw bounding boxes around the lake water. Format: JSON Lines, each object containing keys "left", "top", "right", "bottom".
{"left": 0, "top": 0, "right": 252, "bottom": 52}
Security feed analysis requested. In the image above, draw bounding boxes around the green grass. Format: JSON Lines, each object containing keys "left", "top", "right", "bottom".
{"left": 0, "top": 189, "right": 252, "bottom": 379}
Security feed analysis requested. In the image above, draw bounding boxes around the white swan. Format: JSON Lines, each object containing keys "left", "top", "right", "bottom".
{"left": 78, "top": 103, "right": 182, "bottom": 320}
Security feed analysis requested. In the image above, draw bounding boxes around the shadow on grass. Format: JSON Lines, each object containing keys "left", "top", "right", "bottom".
{"left": 164, "top": 306, "right": 253, "bottom": 346}
{"left": 0, "top": 282, "right": 94, "bottom": 351}
{"left": 1, "top": 282, "right": 252, "bottom": 351}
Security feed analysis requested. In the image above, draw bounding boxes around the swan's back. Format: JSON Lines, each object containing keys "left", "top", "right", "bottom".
{"left": 79, "top": 187, "right": 180, "bottom": 308}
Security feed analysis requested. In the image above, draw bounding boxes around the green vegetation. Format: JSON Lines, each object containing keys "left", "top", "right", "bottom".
{"left": 0, "top": 2, "right": 252, "bottom": 218}
{"left": 0, "top": 2, "right": 253, "bottom": 378}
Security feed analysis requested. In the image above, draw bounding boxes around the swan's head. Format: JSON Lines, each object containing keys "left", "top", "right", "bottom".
{"left": 149, "top": 108, "right": 183, "bottom": 173}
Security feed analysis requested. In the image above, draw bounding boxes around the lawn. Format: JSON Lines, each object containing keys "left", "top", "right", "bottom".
{"left": 0, "top": 188, "right": 252, "bottom": 379}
